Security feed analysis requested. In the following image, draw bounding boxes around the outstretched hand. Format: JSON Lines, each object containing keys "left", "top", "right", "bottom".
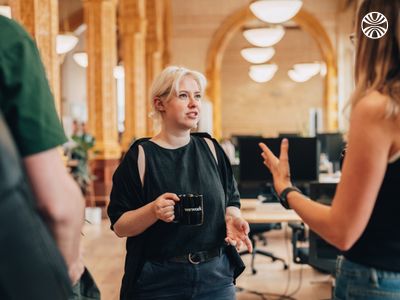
{"left": 225, "top": 216, "right": 253, "bottom": 253}
{"left": 259, "top": 139, "right": 292, "bottom": 195}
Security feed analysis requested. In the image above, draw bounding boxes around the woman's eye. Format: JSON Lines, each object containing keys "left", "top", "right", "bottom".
{"left": 195, "top": 94, "right": 202, "bottom": 100}
{"left": 179, "top": 94, "right": 188, "bottom": 99}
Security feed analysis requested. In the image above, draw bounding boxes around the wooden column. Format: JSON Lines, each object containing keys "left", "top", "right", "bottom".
{"left": 162, "top": 0, "right": 172, "bottom": 68}
{"left": 10, "top": 0, "right": 61, "bottom": 115}
{"left": 145, "top": 0, "right": 165, "bottom": 136}
{"left": 84, "top": 0, "right": 120, "bottom": 204}
{"left": 119, "top": 0, "right": 148, "bottom": 150}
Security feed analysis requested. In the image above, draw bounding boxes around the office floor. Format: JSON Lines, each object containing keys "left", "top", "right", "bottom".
{"left": 82, "top": 220, "right": 332, "bottom": 300}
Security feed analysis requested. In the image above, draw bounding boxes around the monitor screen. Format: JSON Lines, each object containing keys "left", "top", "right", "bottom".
{"left": 231, "top": 135, "right": 262, "bottom": 148}
{"left": 278, "top": 132, "right": 301, "bottom": 138}
{"left": 317, "top": 133, "right": 345, "bottom": 162}
{"left": 238, "top": 137, "right": 319, "bottom": 183}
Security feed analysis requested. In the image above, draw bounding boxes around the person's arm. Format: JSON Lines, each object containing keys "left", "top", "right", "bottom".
{"left": 260, "top": 92, "right": 392, "bottom": 250}
{"left": 113, "top": 192, "right": 179, "bottom": 237}
{"left": 23, "top": 148, "right": 85, "bottom": 283}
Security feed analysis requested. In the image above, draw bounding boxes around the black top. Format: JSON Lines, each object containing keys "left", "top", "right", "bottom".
{"left": 344, "top": 157, "right": 400, "bottom": 271}
{"left": 140, "top": 136, "right": 233, "bottom": 259}
{"left": 107, "top": 133, "right": 240, "bottom": 299}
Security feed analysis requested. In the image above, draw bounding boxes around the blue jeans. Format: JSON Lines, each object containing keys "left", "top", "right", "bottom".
{"left": 132, "top": 253, "right": 236, "bottom": 300}
{"left": 334, "top": 256, "right": 400, "bottom": 300}
{"left": 69, "top": 268, "right": 100, "bottom": 300}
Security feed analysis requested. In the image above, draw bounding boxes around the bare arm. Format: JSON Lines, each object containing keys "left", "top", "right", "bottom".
{"left": 311, "top": 94, "right": 390, "bottom": 249}
{"left": 113, "top": 192, "right": 179, "bottom": 237}
{"left": 226, "top": 206, "right": 241, "bottom": 218}
{"left": 113, "top": 201, "right": 158, "bottom": 237}
{"left": 260, "top": 93, "right": 393, "bottom": 250}
{"left": 23, "top": 148, "right": 85, "bottom": 282}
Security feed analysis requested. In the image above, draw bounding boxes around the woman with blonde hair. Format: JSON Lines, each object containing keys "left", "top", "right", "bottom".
{"left": 260, "top": 0, "right": 400, "bottom": 299}
{"left": 108, "top": 66, "right": 252, "bottom": 299}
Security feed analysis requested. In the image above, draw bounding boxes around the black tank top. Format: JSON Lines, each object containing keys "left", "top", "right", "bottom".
{"left": 140, "top": 135, "right": 227, "bottom": 260}
{"left": 344, "top": 156, "right": 400, "bottom": 271}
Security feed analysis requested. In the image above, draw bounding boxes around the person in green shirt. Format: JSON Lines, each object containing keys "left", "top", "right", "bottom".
{"left": 0, "top": 15, "right": 86, "bottom": 299}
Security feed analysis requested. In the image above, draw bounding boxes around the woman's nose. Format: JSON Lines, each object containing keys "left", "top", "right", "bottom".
{"left": 188, "top": 95, "right": 198, "bottom": 106}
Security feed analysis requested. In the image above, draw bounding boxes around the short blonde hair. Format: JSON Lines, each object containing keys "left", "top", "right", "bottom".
{"left": 149, "top": 66, "right": 207, "bottom": 120}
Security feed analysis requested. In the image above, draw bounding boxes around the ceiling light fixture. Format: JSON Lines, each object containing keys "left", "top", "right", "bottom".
{"left": 243, "top": 26, "right": 285, "bottom": 47}
{"left": 288, "top": 69, "right": 310, "bottom": 82}
{"left": 0, "top": 5, "right": 11, "bottom": 18}
{"left": 288, "top": 62, "right": 321, "bottom": 82}
{"left": 250, "top": 0, "right": 303, "bottom": 24}
{"left": 73, "top": 52, "right": 88, "bottom": 68}
{"left": 56, "top": 34, "right": 79, "bottom": 54}
{"left": 240, "top": 47, "right": 275, "bottom": 64}
{"left": 293, "top": 63, "right": 321, "bottom": 78}
{"left": 249, "top": 64, "right": 278, "bottom": 83}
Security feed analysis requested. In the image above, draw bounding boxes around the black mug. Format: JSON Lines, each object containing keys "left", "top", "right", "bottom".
{"left": 173, "top": 194, "right": 204, "bottom": 226}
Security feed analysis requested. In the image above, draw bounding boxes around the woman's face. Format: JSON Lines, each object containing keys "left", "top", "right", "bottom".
{"left": 162, "top": 75, "right": 202, "bottom": 130}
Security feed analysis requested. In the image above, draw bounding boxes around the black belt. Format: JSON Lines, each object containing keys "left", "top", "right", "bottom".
{"left": 153, "top": 248, "right": 224, "bottom": 265}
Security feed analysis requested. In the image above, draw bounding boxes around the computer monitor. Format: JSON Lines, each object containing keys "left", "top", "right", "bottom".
{"left": 278, "top": 132, "right": 301, "bottom": 138}
{"left": 231, "top": 135, "right": 262, "bottom": 148}
{"left": 238, "top": 137, "right": 319, "bottom": 184}
{"left": 317, "top": 133, "right": 345, "bottom": 163}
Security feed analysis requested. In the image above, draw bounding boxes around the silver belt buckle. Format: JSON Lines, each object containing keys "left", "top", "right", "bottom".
{"left": 188, "top": 253, "right": 200, "bottom": 264}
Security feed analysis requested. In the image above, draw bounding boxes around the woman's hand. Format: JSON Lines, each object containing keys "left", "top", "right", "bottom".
{"left": 259, "top": 139, "right": 292, "bottom": 195}
{"left": 225, "top": 216, "right": 253, "bottom": 252}
{"left": 152, "top": 193, "right": 180, "bottom": 222}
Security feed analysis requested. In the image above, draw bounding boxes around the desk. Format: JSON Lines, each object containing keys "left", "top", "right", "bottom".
{"left": 241, "top": 199, "right": 301, "bottom": 223}
{"left": 240, "top": 199, "right": 300, "bottom": 272}
{"left": 240, "top": 199, "right": 335, "bottom": 292}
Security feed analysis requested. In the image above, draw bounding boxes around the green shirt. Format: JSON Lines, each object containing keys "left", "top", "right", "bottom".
{"left": 0, "top": 16, "right": 67, "bottom": 157}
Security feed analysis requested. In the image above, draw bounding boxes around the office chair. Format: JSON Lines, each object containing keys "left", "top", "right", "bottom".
{"left": 289, "top": 221, "right": 339, "bottom": 274}
{"left": 240, "top": 223, "right": 288, "bottom": 274}
{"left": 288, "top": 222, "right": 309, "bottom": 264}
{"left": 289, "top": 222, "right": 335, "bottom": 300}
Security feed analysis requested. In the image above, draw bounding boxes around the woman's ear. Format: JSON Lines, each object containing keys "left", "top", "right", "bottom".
{"left": 154, "top": 97, "right": 165, "bottom": 112}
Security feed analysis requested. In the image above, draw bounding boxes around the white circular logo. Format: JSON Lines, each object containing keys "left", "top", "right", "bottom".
{"left": 361, "top": 12, "right": 388, "bottom": 39}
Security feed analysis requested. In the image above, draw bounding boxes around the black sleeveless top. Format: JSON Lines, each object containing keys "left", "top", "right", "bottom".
{"left": 344, "top": 156, "right": 400, "bottom": 271}
{"left": 140, "top": 136, "right": 229, "bottom": 259}
{"left": 108, "top": 134, "right": 241, "bottom": 257}
{"left": 108, "top": 133, "right": 240, "bottom": 298}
